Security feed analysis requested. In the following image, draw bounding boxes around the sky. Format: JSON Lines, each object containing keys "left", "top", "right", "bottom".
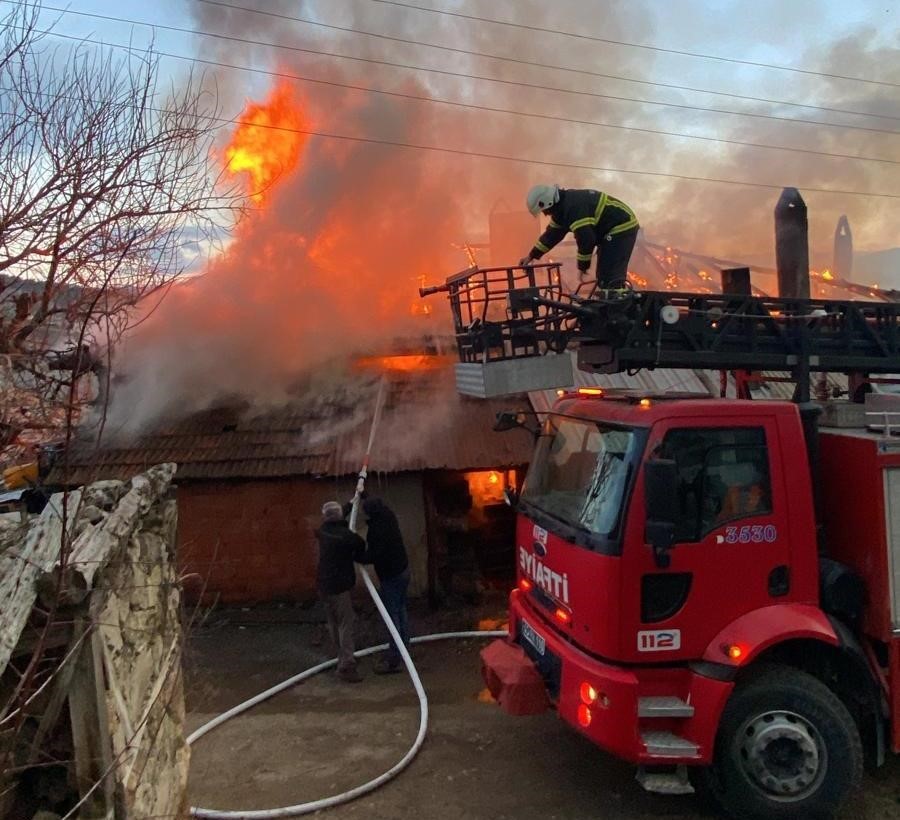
{"left": 28, "top": 1, "right": 900, "bottom": 257}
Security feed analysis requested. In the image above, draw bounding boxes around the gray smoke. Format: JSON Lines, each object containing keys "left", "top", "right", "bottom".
{"left": 105, "top": 1, "right": 900, "bottom": 436}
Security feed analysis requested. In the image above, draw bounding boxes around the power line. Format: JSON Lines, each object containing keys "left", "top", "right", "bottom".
{"left": 40, "top": 29, "right": 900, "bottom": 169}
{"left": 15, "top": 2, "right": 900, "bottom": 138}
{"left": 6, "top": 74, "right": 900, "bottom": 202}
{"left": 369, "top": 0, "right": 900, "bottom": 90}
{"left": 5, "top": 22, "right": 899, "bottom": 198}
{"left": 190, "top": 117, "right": 900, "bottom": 200}
{"left": 192, "top": 0, "right": 900, "bottom": 125}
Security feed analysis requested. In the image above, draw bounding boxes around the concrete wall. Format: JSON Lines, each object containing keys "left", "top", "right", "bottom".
{"left": 177, "top": 474, "right": 429, "bottom": 604}
{"left": 359, "top": 472, "right": 428, "bottom": 595}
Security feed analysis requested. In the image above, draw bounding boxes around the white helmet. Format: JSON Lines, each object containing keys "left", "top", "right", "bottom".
{"left": 526, "top": 184, "right": 559, "bottom": 216}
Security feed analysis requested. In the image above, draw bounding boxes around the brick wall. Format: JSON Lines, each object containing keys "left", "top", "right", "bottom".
{"left": 177, "top": 478, "right": 345, "bottom": 604}
{"left": 177, "top": 475, "right": 430, "bottom": 605}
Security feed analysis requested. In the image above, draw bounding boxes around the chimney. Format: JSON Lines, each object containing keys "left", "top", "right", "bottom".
{"left": 833, "top": 214, "right": 853, "bottom": 282}
{"left": 721, "top": 267, "right": 752, "bottom": 295}
{"left": 774, "top": 188, "right": 810, "bottom": 299}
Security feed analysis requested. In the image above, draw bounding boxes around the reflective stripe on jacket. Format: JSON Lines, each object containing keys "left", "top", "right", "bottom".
{"left": 530, "top": 189, "right": 639, "bottom": 270}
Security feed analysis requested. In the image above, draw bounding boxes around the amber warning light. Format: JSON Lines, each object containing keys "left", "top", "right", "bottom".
{"left": 725, "top": 644, "right": 746, "bottom": 662}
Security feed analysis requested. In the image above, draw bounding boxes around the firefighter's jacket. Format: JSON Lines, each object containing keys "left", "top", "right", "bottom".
{"left": 530, "top": 189, "right": 639, "bottom": 271}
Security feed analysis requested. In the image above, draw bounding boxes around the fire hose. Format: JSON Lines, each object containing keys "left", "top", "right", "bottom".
{"left": 189, "top": 376, "right": 506, "bottom": 818}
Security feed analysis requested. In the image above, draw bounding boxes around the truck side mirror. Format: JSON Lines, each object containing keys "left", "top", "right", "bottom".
{"left": 644, "top": 459, "right": 679, "bottom": 569}
{"left": 493, "top": 410, "right": 540, "bottom": 438}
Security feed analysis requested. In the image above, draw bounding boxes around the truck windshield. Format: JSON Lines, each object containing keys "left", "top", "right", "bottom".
{"left": 521, "top": 417, "right": 636, "bottom": 537}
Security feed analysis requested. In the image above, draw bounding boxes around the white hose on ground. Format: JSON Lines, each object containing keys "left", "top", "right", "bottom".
{"left": 189, "top": 373, "right": 509, "bottom": 818}
{"left": 189, "top": 622, "right": 508, "bottom": 819}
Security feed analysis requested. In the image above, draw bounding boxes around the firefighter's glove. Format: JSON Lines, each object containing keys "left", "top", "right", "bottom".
{"left": 578, "top": 268, "right": 592, "bottom": 283}
{"left": 518, "top": 256, "right": 534, "bottom": 267}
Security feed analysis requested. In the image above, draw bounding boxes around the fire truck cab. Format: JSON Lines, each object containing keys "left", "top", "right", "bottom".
{"left": 488, "top": 389, "right": 897, "bottom": 819}
{"left": 421, "top": 263, "right": 900, "bottom": 819}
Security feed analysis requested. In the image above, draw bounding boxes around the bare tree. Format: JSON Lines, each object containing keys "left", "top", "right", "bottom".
{"left": 0, "top": 3, "right": 242, "bottom": 814}
{"left": 0, "top": 2, "right": 239, "bottom": 464}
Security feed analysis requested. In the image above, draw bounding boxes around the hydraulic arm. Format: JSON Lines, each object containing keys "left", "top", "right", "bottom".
{"left": 420, "top": 265, "right": 900, "bottom": 401}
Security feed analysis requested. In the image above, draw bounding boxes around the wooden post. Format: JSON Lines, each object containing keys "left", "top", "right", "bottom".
{"left": 25, "top": 615, "right": 84, "bottom": 763}
{"left": 422, "top": 474, "right": 440, "bottom": 610}
{"left": 68, "top": 628, "right": 116, "bottom": 817}
{"left": 774, "top": 187, "right": 810, "bottom": 299}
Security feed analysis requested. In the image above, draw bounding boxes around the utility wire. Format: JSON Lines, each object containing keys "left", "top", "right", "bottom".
{"left": 7, "top": 25, "right": 900, "bottom": 198}
{"left": 193, "top": 0, "right": 900, "bottom": 125}
{"left": 14, "top": 2, "right": 900, "bottom": 138}
{"left": 106, "top": 106, "right": 900, "bottom": 200}
{"left": 38, "top": 29, "right": 900, "bottom": 168}
{"left": 369, "top": 0, "right": 900, "bottom": 89}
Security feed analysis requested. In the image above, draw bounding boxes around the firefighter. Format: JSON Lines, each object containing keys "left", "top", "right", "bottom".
{"left": 716, "top": 460, "right": 769, "bottom": 523}
{"left": 519, "top": 184, "right": 639, "bottom": 288}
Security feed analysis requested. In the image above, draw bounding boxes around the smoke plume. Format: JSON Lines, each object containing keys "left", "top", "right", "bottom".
{"left": 105, "top": 1, "right": 900, "bottom": 436}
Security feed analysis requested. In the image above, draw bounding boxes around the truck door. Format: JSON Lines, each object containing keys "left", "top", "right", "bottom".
{"left": 622, "top": 419, "right": 792, "bottom": 662}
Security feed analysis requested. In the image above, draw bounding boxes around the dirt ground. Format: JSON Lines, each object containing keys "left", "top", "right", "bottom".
{"left": 184, "top": 596, "right": 900, "bottom": 820}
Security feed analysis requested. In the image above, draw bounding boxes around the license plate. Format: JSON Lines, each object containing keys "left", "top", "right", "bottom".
{"left": 520, "top": 618, "right": 545, "bottom": 656}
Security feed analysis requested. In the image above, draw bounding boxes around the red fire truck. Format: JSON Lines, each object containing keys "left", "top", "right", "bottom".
{"left": 422, "top": 264, "right": 900, "bottom": 820}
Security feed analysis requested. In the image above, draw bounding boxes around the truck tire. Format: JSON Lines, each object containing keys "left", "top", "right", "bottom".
{"left": 703, "top": 664, "right": 862, "bottom": 820}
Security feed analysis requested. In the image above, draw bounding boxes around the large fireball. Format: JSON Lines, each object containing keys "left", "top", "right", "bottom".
{"left": 224, "top": 81, "right": 307, "bottom": 202}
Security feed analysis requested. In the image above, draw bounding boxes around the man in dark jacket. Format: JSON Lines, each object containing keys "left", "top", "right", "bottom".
{"left": 519, "top": 184, "right": 639, "bottom": 289}
{"left": 316, "top": 501, "right": 366, "bottom": 682}
{"left": 358, "top": 497, "right": 410, "bottom": 674}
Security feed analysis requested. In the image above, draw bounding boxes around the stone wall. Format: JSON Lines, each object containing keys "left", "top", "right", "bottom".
{"left": 0, "top": 464, "right": 187, "bottom": 819}
{"left": 95, "top": 489, "right": 187, "bottom": 819}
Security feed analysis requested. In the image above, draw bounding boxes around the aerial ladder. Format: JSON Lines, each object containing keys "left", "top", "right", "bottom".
{"left": 419, "top": 261, "right": 900, "bottom": 402}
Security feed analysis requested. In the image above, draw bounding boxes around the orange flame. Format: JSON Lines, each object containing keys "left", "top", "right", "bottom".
{"left": 224, "top": 82, "right": 307, "bottom": 202}
{"left": 354, "top": 354, "right": 453, "bottom": 372}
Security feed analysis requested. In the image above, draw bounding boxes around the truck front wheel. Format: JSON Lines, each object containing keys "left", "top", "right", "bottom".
{"left": 703, "top": 664, "right": 863, "bottom": 820}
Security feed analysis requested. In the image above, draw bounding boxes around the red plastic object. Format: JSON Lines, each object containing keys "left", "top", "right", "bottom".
{"left": 480, "top": 639, "right": 549, "bottom": 716}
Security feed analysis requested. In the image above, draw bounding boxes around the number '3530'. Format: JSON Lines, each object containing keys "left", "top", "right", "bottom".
{"left": 723, "top": 524, "right": 777, "bottom": 544}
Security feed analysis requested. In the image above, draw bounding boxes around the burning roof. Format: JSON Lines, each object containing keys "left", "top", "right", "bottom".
{"left": 544, "top": 237, "right": 892, "bottom": 303}
{"left": 54, "top": 358, "right": 532, "bottom": 485}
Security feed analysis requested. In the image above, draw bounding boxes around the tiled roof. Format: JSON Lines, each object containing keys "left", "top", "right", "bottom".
{"left": 52, "top": 362, "right": 533, "bottom": 484}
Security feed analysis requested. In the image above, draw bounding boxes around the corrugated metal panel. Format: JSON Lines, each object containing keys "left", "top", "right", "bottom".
{"left": 528, "top": 353, "right": 852, "bottom": 411}
{"left": 529, "top": 353, "right": 716, "bottom": 413}
{"left": 51, "top": 366, "right": 533, "bottom": 483}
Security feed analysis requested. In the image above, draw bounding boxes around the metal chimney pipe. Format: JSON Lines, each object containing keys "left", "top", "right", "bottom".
{"left": 774, "top": 188, "right": 810, "bottom": 298}
{"left": 833, "top": 214, "right": 853, "bottom": 282}
{"left": 721, "top": 267, "right": 752, "bottom": 296}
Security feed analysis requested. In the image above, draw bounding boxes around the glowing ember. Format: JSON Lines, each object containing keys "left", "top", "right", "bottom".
{"left": 629, "top": 272, "right": 649, "bottom": 289}
{"left": 354, "top": 354, "right": 453, "bottom": 372}
{"left": 224, "top": 82, "right": 307, "bottom": 201}
{"left": 411, "top": 275, "right": 433, "bottom": 316}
